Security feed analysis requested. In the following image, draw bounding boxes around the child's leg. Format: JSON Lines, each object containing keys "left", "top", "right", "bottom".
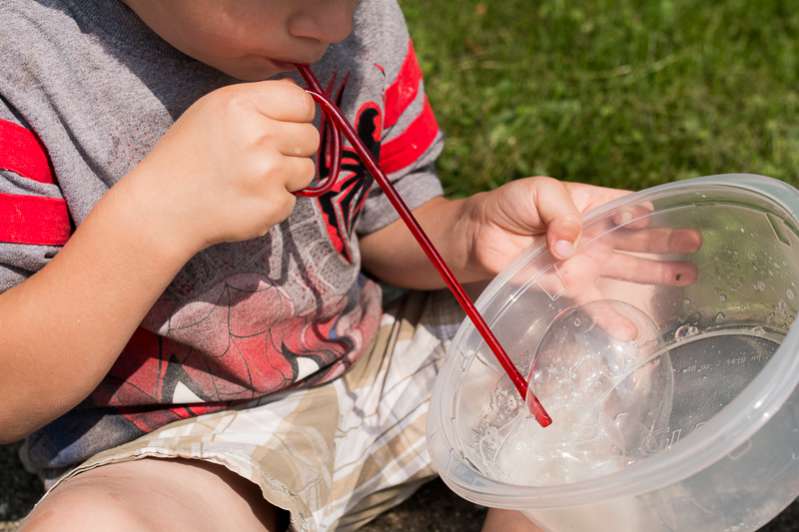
{"left": 21, "top": 458, "right": 284, "bottom": 532}
{"left": 482, "top": 509, "right": 546, "bottom": 532}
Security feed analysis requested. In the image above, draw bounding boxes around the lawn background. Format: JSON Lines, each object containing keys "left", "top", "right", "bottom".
{"left": 390, "top": 2, "right": 799, "bottom": 528}
{"left": 402, "top": 0, "right": 799, "bottom": 196}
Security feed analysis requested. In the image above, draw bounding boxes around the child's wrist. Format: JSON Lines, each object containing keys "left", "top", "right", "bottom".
{"left": 111, "top": 169, "right": 202, "bottom": 266}
{"left": 461, "top": 191, "right": 496, "bottom": 279}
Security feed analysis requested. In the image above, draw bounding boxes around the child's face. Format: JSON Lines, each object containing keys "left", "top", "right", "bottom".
{"left": 123, "top": 0, "right": 359, "bottom": 80}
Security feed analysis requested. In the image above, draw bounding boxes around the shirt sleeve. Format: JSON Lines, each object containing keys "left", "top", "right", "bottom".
{"left": 0, "top": 97, "right": 72, "bottom": 293}
{"left": 355, "top": 36, "right": 445, "bottom": 236}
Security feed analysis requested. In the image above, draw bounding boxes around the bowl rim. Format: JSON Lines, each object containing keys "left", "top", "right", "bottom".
{"left": 429, "top": 173, "right": 799, "bottom": 509}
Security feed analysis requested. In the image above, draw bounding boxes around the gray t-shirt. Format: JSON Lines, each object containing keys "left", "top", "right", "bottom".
{"left": 0, "top": 0, "right": 443, "bottom": 477}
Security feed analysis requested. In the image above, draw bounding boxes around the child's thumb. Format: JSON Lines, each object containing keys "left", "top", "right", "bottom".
{"left": 533, "top": 177, "right": 582, "bottom": 259}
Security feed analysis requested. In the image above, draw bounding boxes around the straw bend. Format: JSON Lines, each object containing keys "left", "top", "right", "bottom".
{"left": 293, "top": 63, "right": 552, "bottom": 428}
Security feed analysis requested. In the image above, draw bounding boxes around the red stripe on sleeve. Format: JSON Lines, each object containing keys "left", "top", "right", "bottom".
{"left": 379, "top": 98, "right": 439, "bottom": 175}
{"left": 0, "top": 119, "right": 55, "bottom": 184}
{"left": 383, "top": 40, "right": 423, "bottom": 129}
{"left": 0, "top": 192, "right": 71, "bottom": 246}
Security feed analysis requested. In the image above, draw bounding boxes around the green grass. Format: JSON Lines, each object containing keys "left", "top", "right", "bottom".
{"left": 402, "top": 0, "right": 799, "bottom": 196}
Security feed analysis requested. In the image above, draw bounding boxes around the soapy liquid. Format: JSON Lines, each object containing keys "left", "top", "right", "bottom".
{"left": 495, "top": 410, "right": 630, "bottom": 485}
{"left": 470, "top": 329, "right": 778, "bottom": 532}
{"left": 484, "top": 301, "right": 670, "bottom": 486}
{"left": 479, "top": 328, "right": 777, "bottom": 488}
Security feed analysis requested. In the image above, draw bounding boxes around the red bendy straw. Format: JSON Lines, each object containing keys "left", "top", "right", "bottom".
{"left": 294, "top": 64, "right": 552, "bottom": 427}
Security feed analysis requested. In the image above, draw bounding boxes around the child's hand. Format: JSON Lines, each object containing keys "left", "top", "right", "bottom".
{"left": 468, "top": 176, "right": 699, "bottom": 277}
{"left": 468, "top": 176, "right": 701, "bottom": 339}
{"left": 126, "top": 79, "right": 319, "bottom": 253}
{"left": 469, "top": 177, "right": 617, "bottom": 274}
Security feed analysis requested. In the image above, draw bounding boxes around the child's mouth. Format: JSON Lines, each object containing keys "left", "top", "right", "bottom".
{"left": 271, "top": 59, "right": 296, "bottom": 71}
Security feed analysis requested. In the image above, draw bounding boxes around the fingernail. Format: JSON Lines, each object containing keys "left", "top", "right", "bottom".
{"left": 554, "top": 240, "right": 575, "bottom": 258}
{"left": 615, "top": 320, "right": 638, "bottom": 342}
{"left": 619, "top": 211, "right": 633, "bottom": 224}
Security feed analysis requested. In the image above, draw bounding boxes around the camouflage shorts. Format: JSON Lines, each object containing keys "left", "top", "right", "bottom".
{"left": 40, "top": 290, "right": 462, "bottom": 532}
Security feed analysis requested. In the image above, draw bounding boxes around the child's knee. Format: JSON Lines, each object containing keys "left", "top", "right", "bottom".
{"left": 21, "top": 481, "right": 149, "bottom": 532}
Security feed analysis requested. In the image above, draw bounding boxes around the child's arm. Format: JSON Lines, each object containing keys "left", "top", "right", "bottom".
{"left": 0, "top": 177, "right": 192, "bottom": 443}
{"left": 360, "top": 177, "right": 701, "bottom": 290}
{"left": 0, "top": 80, "right": 318, "bottom": 443}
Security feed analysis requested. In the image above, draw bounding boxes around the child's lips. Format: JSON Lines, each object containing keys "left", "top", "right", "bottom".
{"left": 271, "top": 59, "right": 296, "bottom": 70}
{"left": 273, "top": 46, "right": 329, "bottom": 70}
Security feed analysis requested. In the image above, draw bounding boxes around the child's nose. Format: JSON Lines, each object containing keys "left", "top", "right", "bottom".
{"left": 288, "top": 4, "right": 354, "bottom": 45}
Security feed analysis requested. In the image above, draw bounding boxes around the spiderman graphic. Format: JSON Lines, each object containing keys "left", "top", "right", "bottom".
{"left": 90, "top": 73, "right": 386, "bottom": 434}
{"left": 316, "top": 74, "right": 382, "bottom": 261}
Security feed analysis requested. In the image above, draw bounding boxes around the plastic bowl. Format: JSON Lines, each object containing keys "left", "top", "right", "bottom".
{"left": 428, "top": 174, "right": 799, "bottom": 532}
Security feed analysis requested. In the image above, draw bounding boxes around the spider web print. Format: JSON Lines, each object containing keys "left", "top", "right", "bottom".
{"left": 315, "top": 71, "right": 381, "bottom": 262}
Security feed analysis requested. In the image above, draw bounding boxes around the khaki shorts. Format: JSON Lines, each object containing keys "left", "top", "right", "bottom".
{"left": 39, "top": 291, "right": 462, "bottom": 532}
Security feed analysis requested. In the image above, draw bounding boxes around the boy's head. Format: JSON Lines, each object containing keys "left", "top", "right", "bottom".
{"left": 122, "top": 0, "right": 359, "bottom": 81}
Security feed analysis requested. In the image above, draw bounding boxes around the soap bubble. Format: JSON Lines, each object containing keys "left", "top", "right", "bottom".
{"left": 525, "top": 300, "right": 673, "bottom": 454}
{"left": 488, "top": 301, "right": 674, "bottom": 486}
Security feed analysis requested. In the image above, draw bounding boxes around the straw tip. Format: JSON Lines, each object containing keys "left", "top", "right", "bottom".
{"left": 527, "top": 396, "right": 553, "bottom": 427}
{"left": 537, "top": 413, "right": 553, "bottom": 427}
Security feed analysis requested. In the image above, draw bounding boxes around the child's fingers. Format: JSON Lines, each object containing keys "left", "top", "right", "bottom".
{"left": 542, "top": 257, "right": 639, "bottom": 341}
{"left": 566, "top": 182, "right": 629, "bottom": 211}
{"left": 565, "top": 182, "right": 653, "bottom": 230}
{"left": 600, "top": 252, "right": 698, "bottom": 286}
{"left": 532, "top": 177, "right": 583, "bottom": 259}
{"left": 268, "top": 121, "right": 321, "bottom": 157}
{"left": 282, "top": 156, "right": 317, "bottom": 192}
{"left": 608, "top": 227, "right": 703, "bottom": 255}
{"left": 245, "top": 79, "right": 317, "bottom": 123}
{"left": 611, "top": 202, "right": 654, "bottom": 229}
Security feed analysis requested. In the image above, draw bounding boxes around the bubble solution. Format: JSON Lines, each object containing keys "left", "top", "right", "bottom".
{"left": 481, "top": 300, "right": 674, "bottom": 487}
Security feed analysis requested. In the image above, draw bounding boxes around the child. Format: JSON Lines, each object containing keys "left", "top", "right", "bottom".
{"left": 0, "top": 1, "right": 696, "bottom": 530}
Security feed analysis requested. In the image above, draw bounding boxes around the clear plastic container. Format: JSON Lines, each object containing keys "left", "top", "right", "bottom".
{"left": 427, "top": 174, "right": 799, "bottom": 532}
